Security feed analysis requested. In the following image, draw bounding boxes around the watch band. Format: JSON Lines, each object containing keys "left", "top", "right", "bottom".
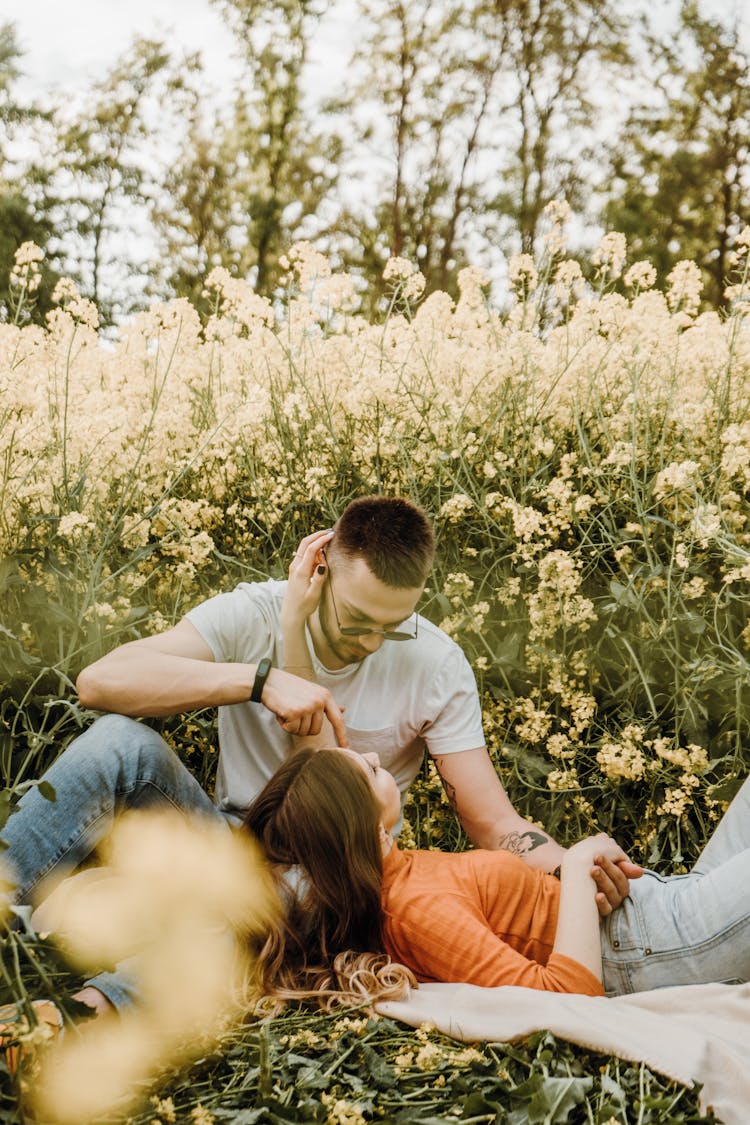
{"left": 250, "top": 657, "right": 272, "bottom": 703}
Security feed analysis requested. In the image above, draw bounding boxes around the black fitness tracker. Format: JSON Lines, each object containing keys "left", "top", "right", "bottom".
{"left": 250, "top": 657, "right": 272, "bottom": 703}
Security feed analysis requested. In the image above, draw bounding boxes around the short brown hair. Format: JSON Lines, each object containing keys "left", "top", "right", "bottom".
{"left": 329, "top": 496, "right": 434, "bottom": 588}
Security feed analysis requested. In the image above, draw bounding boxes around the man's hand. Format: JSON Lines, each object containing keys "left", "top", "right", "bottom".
{"left": 589, "top": 852, "right": 643, "bottom": 917}
{"left": 261, "top": 666, "right": 348, "bottom": 747}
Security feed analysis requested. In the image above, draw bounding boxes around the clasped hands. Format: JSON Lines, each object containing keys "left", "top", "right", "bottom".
{"left": 568, "top": 833, "right": 643, "bottom": 915}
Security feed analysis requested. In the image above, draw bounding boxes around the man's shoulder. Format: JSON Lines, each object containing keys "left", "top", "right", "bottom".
{"left": 194, "top": 578, "right": 286, "bottom": 612}
{"left": 410, "top": 615, "right": 467, "bottom": 664}
{"left": 185, "top": 578, "right": 287, "bottom": 660}
{"left": 186, "top": 578, "right": 287, "bottom": 636}
{"left": 231, "top": 578, "right": 287, "bottom": 604}
{"left": 415, "top": 615, "right": 461, "bottom": 645}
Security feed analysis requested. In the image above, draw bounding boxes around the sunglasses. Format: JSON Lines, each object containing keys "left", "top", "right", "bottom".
{"left": 326, "top": 563, "right": 419, "bottom": 642}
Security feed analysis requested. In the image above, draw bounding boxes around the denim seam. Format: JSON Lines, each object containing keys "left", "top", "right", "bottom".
{"left": 18, "top": 775, "right": 200, "bottom": 900}
{"left": 17, "top": 808, "right": 111, "bottom": 900}
{"left": 634, "top": 909, "right": 750, "bottom": 960}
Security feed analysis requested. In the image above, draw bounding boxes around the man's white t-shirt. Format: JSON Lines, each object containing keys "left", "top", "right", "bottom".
{"left": 186, "top": 579, "right": 485, "bottom": 814}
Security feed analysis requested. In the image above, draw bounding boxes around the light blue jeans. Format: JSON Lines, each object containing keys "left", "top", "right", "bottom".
{"left": 601, "top": 773, "right": 750, "bottom": 994}
{"left": 1, "top": 714, "right": 226, "bottom": 1010}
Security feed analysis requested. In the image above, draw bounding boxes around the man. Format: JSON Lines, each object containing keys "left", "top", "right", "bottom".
{"left": 2, "top": 496, "right": 636, "bottom": 1009}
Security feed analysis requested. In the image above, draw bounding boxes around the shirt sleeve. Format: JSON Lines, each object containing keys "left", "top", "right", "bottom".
{"left": 383, "top": 894, "right": 604, "bottom": 996}
{"left": 185, "top": 582, "right": 279, "bottom": 665}
{"left": 419, "top": 642, "right": 485, "bottom": 755}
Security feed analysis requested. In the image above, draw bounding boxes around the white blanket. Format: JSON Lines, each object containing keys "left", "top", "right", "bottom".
{"left": 377, "top": 981, "right": 750, "bottom": 1124}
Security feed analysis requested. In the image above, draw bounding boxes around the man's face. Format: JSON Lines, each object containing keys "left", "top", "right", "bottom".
{"left": 313, "top": 556, "right": 423, "bottom": 670}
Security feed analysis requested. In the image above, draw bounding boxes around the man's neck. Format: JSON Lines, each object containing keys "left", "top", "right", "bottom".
{"left": 307, "top": 612, "right": 348, "bottom": 671}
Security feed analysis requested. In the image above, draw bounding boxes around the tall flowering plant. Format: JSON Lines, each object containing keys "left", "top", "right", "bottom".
{"left": 2, "top": 222, "right": 750, "bottom": 865}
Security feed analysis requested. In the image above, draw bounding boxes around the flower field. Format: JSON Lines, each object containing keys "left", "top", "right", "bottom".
{"left": 1, "top": 206, "right": 747, "bottom": 1120}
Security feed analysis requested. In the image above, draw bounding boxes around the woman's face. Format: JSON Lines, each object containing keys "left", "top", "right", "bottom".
{"left": 337, "top": 748, "right": 401, "bottom": 832}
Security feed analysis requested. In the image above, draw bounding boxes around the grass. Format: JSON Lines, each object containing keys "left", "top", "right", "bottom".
{"left": 0, "top": 926, "right": 718, "bottom": 1124}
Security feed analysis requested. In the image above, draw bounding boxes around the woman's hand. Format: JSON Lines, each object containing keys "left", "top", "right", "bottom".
{"left": 567, "top": 833, "right": 629, "bottom": 869}
{"left": 281, "top": 529, "right": 334, "bottom": 628}
{"left": 555, "top": 833, "right": 628, "bottom": 984}
{"left": 279, "top": 529, "right": 347, "bottom": 749}
{"left": 564, "top": 833, "right": 643, "bottom": 916}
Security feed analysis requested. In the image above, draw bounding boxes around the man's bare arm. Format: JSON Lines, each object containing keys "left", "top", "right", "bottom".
{"left": 433, "top": 746, "right": 566, "bottom": 869}
{"left": 77, "top": 620, "right": 251, "bottom": 716}
{"left": 76, "top": 618, "right": 347, "bottom": 743}
{"left": 432, "top": 746, "right": 642, "bottom": 915}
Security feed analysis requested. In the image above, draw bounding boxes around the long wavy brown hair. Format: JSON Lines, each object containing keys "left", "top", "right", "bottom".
{"left": 243, "top": 748, "right": 415, "bottom": 1010}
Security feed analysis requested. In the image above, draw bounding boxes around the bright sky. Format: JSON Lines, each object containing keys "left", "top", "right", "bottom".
{"left": 4, "top": 0, "right": 358, "bottom": 107}
{"left": 6, "top": 0, "right": 748, "bottom": 108}
{"left": 5, "top": 0, "right": 240, "bottom": 100}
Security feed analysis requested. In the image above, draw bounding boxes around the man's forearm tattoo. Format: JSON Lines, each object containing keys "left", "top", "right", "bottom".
{"left": 496, "top": 829, "right": 550, "bottom": 856}
{"left": 433, "top": 759, "right": 459, "bottom": 814}
{"left": 440, "top": 776, "right": 459, "bottom": 813}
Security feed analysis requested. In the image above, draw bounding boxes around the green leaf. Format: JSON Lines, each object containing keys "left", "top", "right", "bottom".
{"left": 528, "top": 1075, "right": 594, "bottom": 1122}
{"left": 12, "top": 779, "right": 56, "bottom": 802}
{"left": 600, "top": 1072, "right": 627, "bottom": 1107}
{"left": 362, "top": 1043, "right": 397, "bottom": 1089}
{"left": 460, "top": 1091, "right": 503, "bottom": 1116}
{"left": 608, "top": 579, "right": 640, "bottom": 610}
{"left": 293, "top": 1065, "right": 330, "bottom": 1091}
{"left": 706, "top": 774, "right": 745, "bottom": 803}
{"left": 37, "top": 780, "right": 57, "bottom": 803}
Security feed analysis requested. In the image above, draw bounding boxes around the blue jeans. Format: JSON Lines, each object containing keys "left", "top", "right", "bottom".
{"left": 602, "top": 774, "right": 750, "bottom": 994}
{"left": 1, "top": 714, "right": 225, "bottom": 1010}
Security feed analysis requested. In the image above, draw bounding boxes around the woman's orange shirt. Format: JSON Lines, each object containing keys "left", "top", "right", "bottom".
{"left": 381, "top": 845, "right": 604, "bottom": 996}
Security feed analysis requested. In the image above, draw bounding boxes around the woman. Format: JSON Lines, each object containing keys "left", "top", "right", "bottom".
{"left": 244, "top": 745, "right": 750, "bottom": 1008}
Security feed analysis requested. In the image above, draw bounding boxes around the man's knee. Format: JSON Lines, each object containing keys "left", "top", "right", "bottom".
{"left": 49, "top": 714, "right": 177, "bottom": 796}
{"left": 68, "top": 714, "right": 172, "bottom": 767}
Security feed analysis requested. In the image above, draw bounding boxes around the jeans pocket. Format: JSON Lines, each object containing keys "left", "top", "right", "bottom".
{"left": 603, "top": 890, "right": 648, "bottom": 954}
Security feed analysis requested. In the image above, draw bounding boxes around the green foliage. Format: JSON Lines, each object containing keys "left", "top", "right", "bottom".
{"left": 0, "top": 943, "right": 718, "bottom": 1123}
{"left": 603, "top": 2, "right": 750, "bottom": 310}
{"left": 152, "top": 0, "right": 341, "bottom": 305}
{"left": 0, "top": 192, "right": 58, "bottom": 323}
{"left": 0, "top": 23, "right": 58, "bottom": 323}
{"left": 484, "top": 0, "right": 631, "bottom": 255}
{"left": 8, "top": 3, "right": 750, "bottom": 316}
{"left": 331, "top": 0, "right": 631, "bottom": 309}
{"left": 41, "top": 37, "right": 200, "bottom": 322}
